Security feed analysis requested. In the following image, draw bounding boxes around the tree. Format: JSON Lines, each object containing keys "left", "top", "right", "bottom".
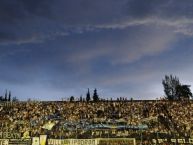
{"left": 70, "top": 96, "right": 74, "bottom": 102}
{"left": 162, "top": 75, "right": 180, "bottom": 100}
{"left": 4, "top": 90, "right": 7, "bottom": 101}
{"left": 12, "top": 96, "right": 19, "bottom": 102}
{"left": 162, "top": 74, "right": 193, "bottom": 100}
{"left": 93, "top": 88, "right": 99, "bottom": 102}
{"left": 86, "top": 88, "right": 90, "bottom": 102}
{"left": 176, "top": 85, "right": 193, "bottom": 100}
{"left": 80, "top": 95, "right": 83, "bottom": 102}
{"left": 8, "top": 91, "right": 11, "bottom": 102}
{"left": 0, "top": 96, "right": 3, "bottom": 101}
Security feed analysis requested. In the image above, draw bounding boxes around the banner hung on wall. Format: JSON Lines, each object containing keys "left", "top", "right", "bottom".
{"left": 0, "top": 139, "right": 8, "bottom": 145}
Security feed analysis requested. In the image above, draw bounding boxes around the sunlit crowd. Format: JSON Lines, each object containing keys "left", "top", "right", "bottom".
{"left": 0, "top": 99, "right": 193, "bottom": 141}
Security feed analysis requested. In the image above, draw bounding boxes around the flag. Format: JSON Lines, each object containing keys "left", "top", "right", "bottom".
{"left": 22, "top": 131, "right": 30, "bottom": 139}
{"left": 40, "top": 135, "right": 47, "bottom": 145}
{"left": 42, "top": 121, "right": 58, "bottom": 130}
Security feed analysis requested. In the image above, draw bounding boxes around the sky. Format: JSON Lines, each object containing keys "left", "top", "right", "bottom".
{"left": 1, "top": 0, "right": 193, "bottom": 101}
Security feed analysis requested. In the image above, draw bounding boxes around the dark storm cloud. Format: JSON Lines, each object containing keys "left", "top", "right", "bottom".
{"left": 0, "top": 0, "right": 54, "bottom": 44}
{"left": 0, "top": 0, "right": 124, "bottom": 42}
{"left": 1, "top": 0, "right": 193, "bottom": 44}
{"left": 124, "top": 0, "right": 193, "bottom": 18}
{"left": 0, "top": 0, "right": 51, "bottom": 21}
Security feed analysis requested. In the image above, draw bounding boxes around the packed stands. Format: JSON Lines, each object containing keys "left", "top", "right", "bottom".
{"left": 0, "top": 99, "right": 193, "bottom": 144}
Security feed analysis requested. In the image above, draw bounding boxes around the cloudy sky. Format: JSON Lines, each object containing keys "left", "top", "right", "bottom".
{"left": 1, "top": 0, "right": 193, "bottom": 100}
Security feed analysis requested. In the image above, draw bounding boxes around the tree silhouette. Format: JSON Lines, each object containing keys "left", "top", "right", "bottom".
{"left": 162, "top": 75, "right": 180, "bottom": 100}
{"left": 12, "top": 96, "right": 18, "bottom": 102}
{"left": 80, "top": 95, "right": 83, "bottom": 102}
{"left": 176, "top": 85, "right": 193, "bottom": 100}
{"left": 70, "top": 96, "right": 74, "bottom": 102}
{"left": 86, "top": 88, "right": 90, "bottom": 102}
{"left": 162, "top": 74, "right": 192, "bottom": 100}
{"left": 0, "top": 96, "right": 2, "bottom": 101}
{"left": 4, "top": 90, "right": 8, "bottom": 101}
{"left": 93, "top": 88, "right": 99, "bottom": 102}
{"left": 8, "top": 91, "right": 11, "bottom": 102}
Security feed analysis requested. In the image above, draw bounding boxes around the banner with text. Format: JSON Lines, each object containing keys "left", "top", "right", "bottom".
{"left": 48, "top": 139, "right": 97, "bottom": 145}
{"left": 48, "top": 139, "right": 70, "bottom": 145}
{"left": 98, "top": 138, "right": 136, "bottom": 145}
{"left": 8, "top": 139, "right": 31, "bottom": 145}
{"left": 70, "top": 139, "right": 97, "bottom": 145}
{"left": 0, "top": 139, "right": 8, "bottom": 145}
{"left": 0, "top": 132, "right": 21, "bottom": 139}
{"left": 152, "top": 138, "right": 193, "bottom": 144}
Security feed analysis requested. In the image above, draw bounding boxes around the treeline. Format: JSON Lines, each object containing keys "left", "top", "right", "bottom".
{"left": 69, "top": 88, "right": 100, "bottom": 102}
{"left": 2, "top": 74, "right": 192, "bottom": 102}
{"left": 0, "top": 90, "right": 11, "bottom": 101}
{"left": 67, "top": 88, "right": 129, "bottom": 102}
{"left": 0, "top": 90, "right": 18, "bottom": 102}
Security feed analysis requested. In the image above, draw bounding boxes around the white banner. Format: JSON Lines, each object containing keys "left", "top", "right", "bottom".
{"left": 0, "top": 139, "right": 9, "bottom": 145}
{"left": 70, "top": 139, "right": 97, "bottom": 145}
{"left": 48, "top": 139, "right": 70, "bottom": 145}
{"left": 32, "top": 137, "right": 40, "bottom": 145}
{"left": 48, "top": 139, "right": 97, "bottom": 145}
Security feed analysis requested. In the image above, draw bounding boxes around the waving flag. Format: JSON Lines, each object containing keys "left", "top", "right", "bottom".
{"left": 42, "top": 121, "right": 58, "bottom": 130}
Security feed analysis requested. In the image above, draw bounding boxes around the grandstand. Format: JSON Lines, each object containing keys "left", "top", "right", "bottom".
{"left": 0, "top": 99, "right": 193, "bottom": 144}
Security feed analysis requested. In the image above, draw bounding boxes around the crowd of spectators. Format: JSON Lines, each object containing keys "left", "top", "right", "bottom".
{"left": 0, "top": 99, "right": 193, "bottom": 141}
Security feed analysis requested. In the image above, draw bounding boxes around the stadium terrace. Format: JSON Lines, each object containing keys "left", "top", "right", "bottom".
{"left": 1, "top": 99, "right": 193, "bottom": 144}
